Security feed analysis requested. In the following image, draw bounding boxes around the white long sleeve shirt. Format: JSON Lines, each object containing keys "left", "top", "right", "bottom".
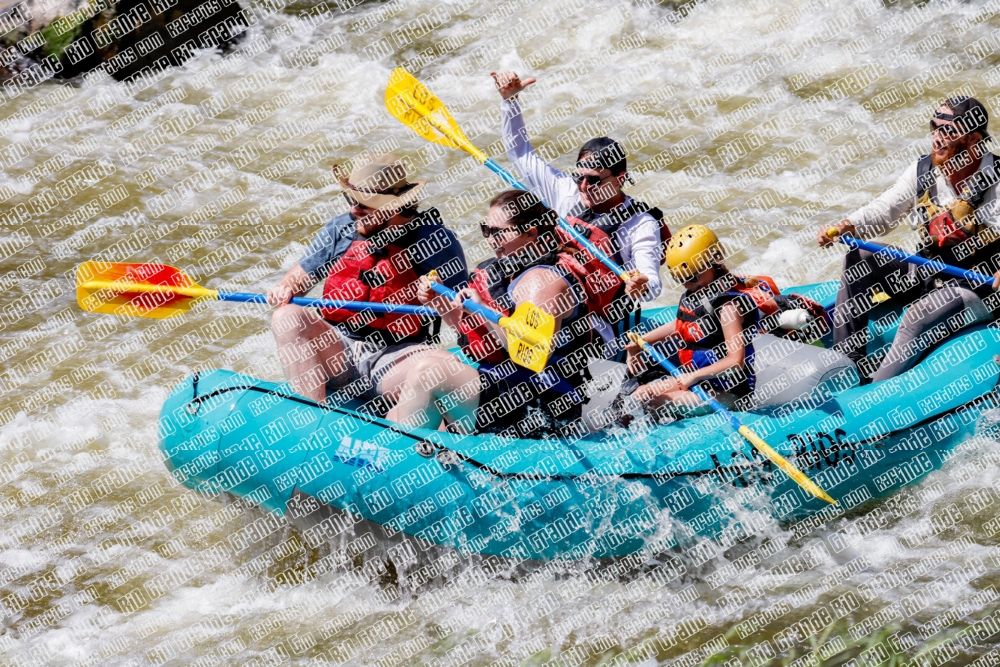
{"left": 848, "top": 153, "right": 1000, "bottom": 239}
{"left": 501, "top": 98, "right": 664, "bottom": 301}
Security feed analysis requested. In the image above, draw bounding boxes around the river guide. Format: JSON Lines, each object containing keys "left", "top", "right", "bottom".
{"left": 821, "top": 96, "right": 1000, "bottom": 383}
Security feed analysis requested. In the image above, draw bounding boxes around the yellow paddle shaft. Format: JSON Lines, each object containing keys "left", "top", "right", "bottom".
{"left": 81, "top": 279, "right": 218, "bottom": 299}
{"left": 738, "top": 425, "right": 837, "bottom": 504}
{"left": 630, "top": 333, "right": 836, "bottom": 505}
{"left": 407, "top": 95, "right": 488, "bottom": 162}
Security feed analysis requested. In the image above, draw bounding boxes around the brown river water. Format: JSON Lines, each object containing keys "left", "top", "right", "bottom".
{"left": 4, "top": 0, "right": 1000, "bottom": 664}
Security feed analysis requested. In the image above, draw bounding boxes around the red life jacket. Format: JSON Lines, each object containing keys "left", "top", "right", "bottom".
{"left": 738, "top": 276, "right": 781, "bottom": 317}
{"left": 737, "top": 275, "right": 829, "bottom": 340}
{"left": 560, "top": 236, "right": 623, "bottom": 322}
{"left": 554, "top": 223, "right": 634, "bottom": 327}
{"left": 565, "top": 198, "right": 671, "bottom": 265}
{"left": 321, "top": 238, "right": 422, "bottom": 343}
{"left": 458, "top": 266, "right": 509, "bottom": 365}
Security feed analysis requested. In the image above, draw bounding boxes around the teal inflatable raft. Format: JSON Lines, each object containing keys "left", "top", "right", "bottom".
{"left": 158, "top": 282, "right": 1000, "bottom": 560}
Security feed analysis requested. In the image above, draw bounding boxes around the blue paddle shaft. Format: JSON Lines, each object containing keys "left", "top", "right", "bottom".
{"left": 837, "top": 235, "right": 994, "bottom": 286}
{"left": 426, "top": 281, "right": 503, "bottom": 324}
{"left": 217, "top": 291, "right": 439, "bottom": 316}
{"left": 639, "top": 339, "right": 741, "bottom": 431}
{"left": 482, "top": 158, "right": 627, "bottom": 278}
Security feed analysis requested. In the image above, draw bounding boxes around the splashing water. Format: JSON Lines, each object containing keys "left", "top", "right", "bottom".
{"left": 4, "top": 0, "right": 1000, "bottom": 664}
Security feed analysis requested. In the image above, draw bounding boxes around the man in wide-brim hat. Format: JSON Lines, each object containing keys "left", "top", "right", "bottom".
{"left": 333, "top": 153, "right": 425, "bottom": 220}
{"left": 267, "top": 153, "right": 469, "bottom": 408}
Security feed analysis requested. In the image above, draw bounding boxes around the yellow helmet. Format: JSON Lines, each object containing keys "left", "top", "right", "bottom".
{"left": 666, "top": 225, "right": 724, "bottom": 282}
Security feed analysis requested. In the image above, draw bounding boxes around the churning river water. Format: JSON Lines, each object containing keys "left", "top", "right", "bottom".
{"left": 5, "top": 0, "right": 1000, "bottom": 664}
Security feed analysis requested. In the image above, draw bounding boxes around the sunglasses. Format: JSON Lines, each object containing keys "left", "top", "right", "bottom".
{"left": 930, "top": 122, "right": 964, "bottom": 139}
{"left": 343, "top": 193, "right": 372, "bottom": 211}
{"left": 571, "top": 173, "right": 606, "bottom": 187}
{"left": 480, "top": 223, "right": 532, "bottom": 238}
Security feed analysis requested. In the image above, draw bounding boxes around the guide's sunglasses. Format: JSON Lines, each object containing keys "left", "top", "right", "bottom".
{"left": 930, "top": 121, "right": 963, "bottom": 140}
{"left": 571, "top": 173, "right": 606, "bottom": 187}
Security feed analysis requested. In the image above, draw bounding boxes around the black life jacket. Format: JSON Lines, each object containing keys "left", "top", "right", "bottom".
{"left": 672, "top": 272, "right": 760, "bottom": 397}
{"left": 914, "top": 153, "right": 1000, "bottom": 297}
{"left": 464, "top": 248, "right": 604, "bottom": 437}
{"left": 463, "top": 248, "right": 597, "bottom": 366}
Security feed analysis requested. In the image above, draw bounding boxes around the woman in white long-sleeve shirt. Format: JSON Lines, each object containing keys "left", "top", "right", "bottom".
{"left": 492, "top": 71, "right": 666, "bottom": 305}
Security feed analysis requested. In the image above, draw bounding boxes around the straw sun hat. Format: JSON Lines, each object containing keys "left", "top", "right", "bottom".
{"left": 333, "top": 153, "right": 427, "bottom": 211}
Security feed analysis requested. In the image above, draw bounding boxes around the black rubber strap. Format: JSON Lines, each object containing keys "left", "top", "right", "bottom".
{"left": 179, "top": 378, "right": 985, "bottom": 484}
{"left": 916, "top": 153, "right": 936, "bottom": 205}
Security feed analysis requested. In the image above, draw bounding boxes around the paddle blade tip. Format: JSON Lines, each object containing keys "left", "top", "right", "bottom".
{"left": 75, "top": 262, "right": 195, "bottom": 289}
{"left": 504, "top": 302, "right": 555, "bottom": 372}
{"left": 508, "top": 339, "right": 551, "bottom": 373}
{"left": 384, "top": 68, "right": 470, "bottom": 150}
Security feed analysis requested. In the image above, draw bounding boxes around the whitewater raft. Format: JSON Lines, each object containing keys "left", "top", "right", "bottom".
{"left": 158, "top": 282, "right": 1000, "bottom": 560}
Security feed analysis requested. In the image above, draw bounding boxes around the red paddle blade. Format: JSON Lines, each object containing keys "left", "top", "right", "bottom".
{"left": 76, "top": 262, "right": 212, "bottom": 319}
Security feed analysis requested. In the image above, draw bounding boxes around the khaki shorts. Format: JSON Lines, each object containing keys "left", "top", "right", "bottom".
{"left": 325, "top": 327, "right": 428, "bottom": 399}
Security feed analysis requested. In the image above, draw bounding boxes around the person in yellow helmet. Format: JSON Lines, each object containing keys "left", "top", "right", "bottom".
{"left": 623, "top": 225, "right": 763, "bottom": 415}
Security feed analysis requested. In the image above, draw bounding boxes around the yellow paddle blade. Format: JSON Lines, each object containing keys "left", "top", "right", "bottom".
{"left": 76, "top": 262, "right": 216, "bottom": 319}
{"left": 385, "top": 68, "right": 481, "bottom": 157}
{"left": 738, "top": 425, "right": 837, "bottom": 504}
{"left": 501, "top": 301, "right": 555, "bottom": 373}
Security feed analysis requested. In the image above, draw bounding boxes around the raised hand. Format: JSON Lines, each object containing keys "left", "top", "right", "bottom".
{"left": 490, "top": 71, "right": 536, "bottom": 100}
